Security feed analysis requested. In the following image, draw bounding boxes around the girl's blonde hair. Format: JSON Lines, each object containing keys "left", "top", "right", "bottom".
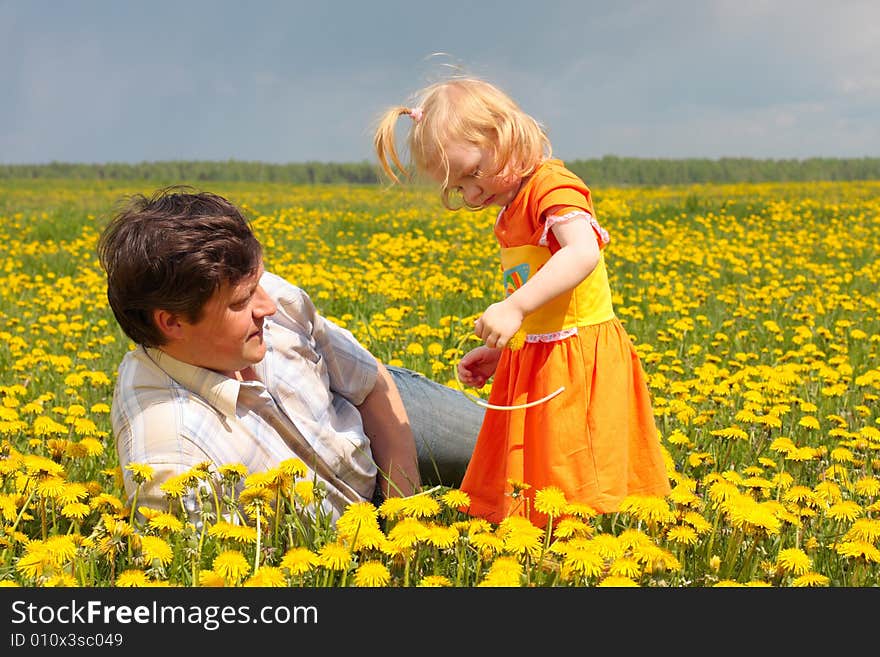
{"left": 373, "top": 77, "right": 551, "bottom": 209}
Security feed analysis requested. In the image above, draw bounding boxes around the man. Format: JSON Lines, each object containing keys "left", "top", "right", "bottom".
{"left": 97, "top": 186, "right": 482, "bottom": 524}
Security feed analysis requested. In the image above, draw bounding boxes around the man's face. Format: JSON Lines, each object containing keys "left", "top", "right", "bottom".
{"left": 167, "top": 264, "right": 277, "bottom": 376}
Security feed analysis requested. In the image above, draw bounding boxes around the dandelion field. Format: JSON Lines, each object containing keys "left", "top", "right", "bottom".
{"left": 1, "top": 177, "right": 879, "bottom": 587}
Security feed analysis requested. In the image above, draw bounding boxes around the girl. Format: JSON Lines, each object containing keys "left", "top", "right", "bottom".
{"left": 374, "top": 77, "right": 671, "bottom": 526}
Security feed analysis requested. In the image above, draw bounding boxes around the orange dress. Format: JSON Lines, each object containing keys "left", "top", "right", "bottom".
{"left": 458, "top": 159, "right": 671, "bottom": 527}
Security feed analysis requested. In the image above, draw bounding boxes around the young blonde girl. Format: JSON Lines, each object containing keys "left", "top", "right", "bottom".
{"left": 374, "top": 77, "right": 670, "bottom": 526}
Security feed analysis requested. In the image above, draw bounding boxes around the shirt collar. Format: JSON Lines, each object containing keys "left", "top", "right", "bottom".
{"left": 144, "top": 346, "right": 242, "bottom": 418}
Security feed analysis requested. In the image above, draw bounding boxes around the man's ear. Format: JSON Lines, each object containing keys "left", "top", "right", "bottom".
{"left": 153, "top": 308, "right": 185, "bottom": 342}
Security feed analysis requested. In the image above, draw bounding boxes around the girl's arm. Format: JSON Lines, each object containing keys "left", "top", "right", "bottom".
{"left": 474, "top": 213, "right": 600, "bottom": 348}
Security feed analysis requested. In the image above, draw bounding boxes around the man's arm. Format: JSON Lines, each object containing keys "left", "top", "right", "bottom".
{"left": 357, "top": 360, "right": 421, "bottom": 498}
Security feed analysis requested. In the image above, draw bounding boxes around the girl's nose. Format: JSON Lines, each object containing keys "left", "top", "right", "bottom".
{"left": 461, "top": 182, "right": 482, "bottom": 205}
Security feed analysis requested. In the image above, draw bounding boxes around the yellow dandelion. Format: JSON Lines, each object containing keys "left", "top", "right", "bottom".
{"left": 36, "top": 476, "right": 66, "bottom": 500}
{"left": 440, "top": 489, "right": 470, "bottom": 509}
{"left": 564, "top": 502, "right": 598, "bottom": 519}
{"left": 562, "top": 547, "right": 605, "bottom": 580}
{"left": 470, "top": 532, "right": 505, "bottom": 557}
{"left": 281, "top": 547, "right": 319, "bottom": 576}
{"left": 60, "top": 502, "right": 90, "bottom": 521}
{"left": 213, "top": 550, "right": 251, "bottom": 583}
{"left": 426, "top": 524, "right": 459, "bottom": 549}
{"left": 853, "top": 476, "right": 880, "bottom": 497}
{"left": 218, "top": 463, "right": 248, "bottom": 483}
{"left": 139, "top": 535, "right": 173, "bottom": 566}
{"left": 534, "top": 486, "right": 567, "bottom": 517}
{"left": 159, "top": 474, "right": 188, "bottom": 499}
{"left": 400, "top": 493, "right": 441, "bottom": 519}
{"left": 598, "top": 575, "right": 639, "bottom": 587}
{"left": 553, "top": 518, "right": 593, "bottom": 539}
{"left": 354, "top": 561, "right": 391, "bottom": 587}
{"left": 498, "top": 515, "right": 543, "bottom": 557}
{"left": 244, "top": 567, "right": 286, "bottom": 587}
{"left": 776, "top": 548, "right": 811, "bottom": 575}
{"left": 506, "top": 329, "right": 526, "bottom": 352}
{"left": 115, "top": 569, "right": 150, "bottom": 587}
{"left": 843, "top": 519, "right": 880, "bottom": 543}
{"left": 791, "top": 572, "right": 830, "bottom": 587}
{"left": 287, "top": 480, "right": 312, "bottom": 505}
{"left": 387, "top": 517, "right": 431, "bottom": 548}
{"left": 147, "top": 513, "right": 184, "bottom": 533}
{"left": 317, "top": 543, "right": 352, "bottom": 571}
{"left": 609, "top": 556, "right": 643, "bottom": 579}
{"left": 478, "top": 556, "right": 523, "bottom": 587}
{"left": 619, "top": 495, "right": 676, "bottom": 524}
{"left": 336, "top": 501, "right": 380, "bottom": 536}
{"left": 666, "top": 525, "right": 699, "bottom": 546}
{"left": 278, "top": 458, "right": 308, "bottom": 479}
{"left": 826, "top": 501, "right": 862, "bottom": 522}
{"left": 198, "top": 570, "right": 226, "bottom": 587}
{"left": 126, "top": 463, "right": 155, "bottom": 484}
{"left": 418, "top": 575, "right": 452, "bottom": 587}
{"left": 377, "top": 496, "right": 407, "bottom": 520}
{"left": 798, "top": 416, "right": 820, "bottom": 429}
{"left": 835, "top": 540, "right": 880, "bottom": 563}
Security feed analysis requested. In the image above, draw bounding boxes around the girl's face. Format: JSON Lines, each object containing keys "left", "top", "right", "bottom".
{"left": 435, "top": 141, "right": 523, "bottom": 209}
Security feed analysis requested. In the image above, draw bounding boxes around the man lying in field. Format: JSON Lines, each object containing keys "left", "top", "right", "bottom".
{"left": 97, "top": 186, "right": 482, "bottom": 524}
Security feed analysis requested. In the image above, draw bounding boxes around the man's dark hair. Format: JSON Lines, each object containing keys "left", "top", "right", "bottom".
{"left": 97, "top": 186, "right": 263, "bottom": 347}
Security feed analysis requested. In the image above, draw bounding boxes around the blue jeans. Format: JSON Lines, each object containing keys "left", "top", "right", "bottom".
{"left": 387, "top": 365, "right": 484, "bottom": 488}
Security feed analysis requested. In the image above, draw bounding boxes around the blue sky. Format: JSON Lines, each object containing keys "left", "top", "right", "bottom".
{"left": 2, "top": 0, "right": 878, "bottom": 164}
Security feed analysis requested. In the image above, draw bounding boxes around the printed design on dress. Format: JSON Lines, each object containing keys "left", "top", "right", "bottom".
{"left": 503, "top": 263, "right": 530, "bottom": 297}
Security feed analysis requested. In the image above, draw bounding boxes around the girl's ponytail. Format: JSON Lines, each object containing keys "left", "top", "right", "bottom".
{"left": 373, "top": 106, "right": 413, "bottom": 184}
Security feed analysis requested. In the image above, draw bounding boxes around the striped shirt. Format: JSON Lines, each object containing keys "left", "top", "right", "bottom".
{"left": 111, "top": 271, "right": 379, "bottom": 524}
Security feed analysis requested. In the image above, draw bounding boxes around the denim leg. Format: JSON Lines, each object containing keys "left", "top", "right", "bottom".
{"left": 386, "top": 365, "right": 483, "bottom": 488}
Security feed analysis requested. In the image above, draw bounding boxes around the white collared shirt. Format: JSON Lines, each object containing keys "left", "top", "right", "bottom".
{"left": 111, "top": 271, "right": 379, "bottom": 524}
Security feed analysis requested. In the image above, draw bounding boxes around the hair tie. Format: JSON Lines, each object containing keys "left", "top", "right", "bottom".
{"left": 407, "top": 106, "right": 423, "bottom": 123}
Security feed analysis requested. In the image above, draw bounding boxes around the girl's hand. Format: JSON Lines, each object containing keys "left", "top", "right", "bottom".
{"left": 457, "top": 346, "right": 503, "bottom": 388}
{"left": 474, "top": 300, "right": 524, "bottom": 349}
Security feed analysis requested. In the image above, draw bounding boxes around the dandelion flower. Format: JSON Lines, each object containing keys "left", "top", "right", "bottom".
{"left": 426, "top": 524, "right": 459, "bottom": 549}
{"left": 244, "top": 567, "right": 286, "bottom": 587}
{"left": 139, "top": 536, "right": 173, "bottom": 567}
{"left": 418, "top": 575, "right": 452, "bottom": 587}
{"left": 534, "top": 486, "right": 567, "bottom": 517}
{"left": 775, "top": 547, "right": 811, "bottom": 575}
{"left": 401, "top": 493, "right": 440, "bottom": 519}
{"left": 378, "top": 496, "right": 407, "bottom": 520}
{"left": 278, "top": 458, "right": 308, "bottom": 479}
{"left": 213, "top": 550, "right": 251, "bottom": 583}
{"left": 126, "top": 463, "right": 155, "bottom": 484}
{"left": 609, "top": 557, "right": 643, "bottom": 579}
{"left": 115, "top": 570, "right": 150, "bottom": 587}
{"left": 281, "top": 548, "right": 319, "bottom": 576}
{"left": 354, "top": 561, "right": 391, "bottom": 587}
{"left": 666, "top": 525, "right": 699, "bottom": 546}
{"left": 506, "top": 329, "right": 526, "bottom": 352}
{"left": 834, "top": 540, "right": 880, "bottom": 563}
{"left": 826, "top": 501, "right": 862, "bottom": 522}
{"left": 294, "top": 480, "right": 315, "bottom": 505}
{"left": 478, "top": 557, "right": 522, "bottom": 587}
{"left": 562, "top": 548, "right": 605, "bottom": 580}
{"left": 598, "top": 575, "right": 639, "bottom": 587}
{"left": 791, "top": 572, "right": 830, "bottom": 587}
{"left": 387, "top": 517, "right": 430, "bottom": 548}
{"left": 440, "top": 489, "right": 470, "bottom": 509}
{"left": 60, "top": 502, "right": 90, "bottom": 521}
{"left": 198, "top": 570, "right": 226, "bottom": 587}
{"left": 470, "top": 532, "right": 504, "bottom": 557}
{"left": 318, "top": 543, "right": 352, "bottom": 571}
